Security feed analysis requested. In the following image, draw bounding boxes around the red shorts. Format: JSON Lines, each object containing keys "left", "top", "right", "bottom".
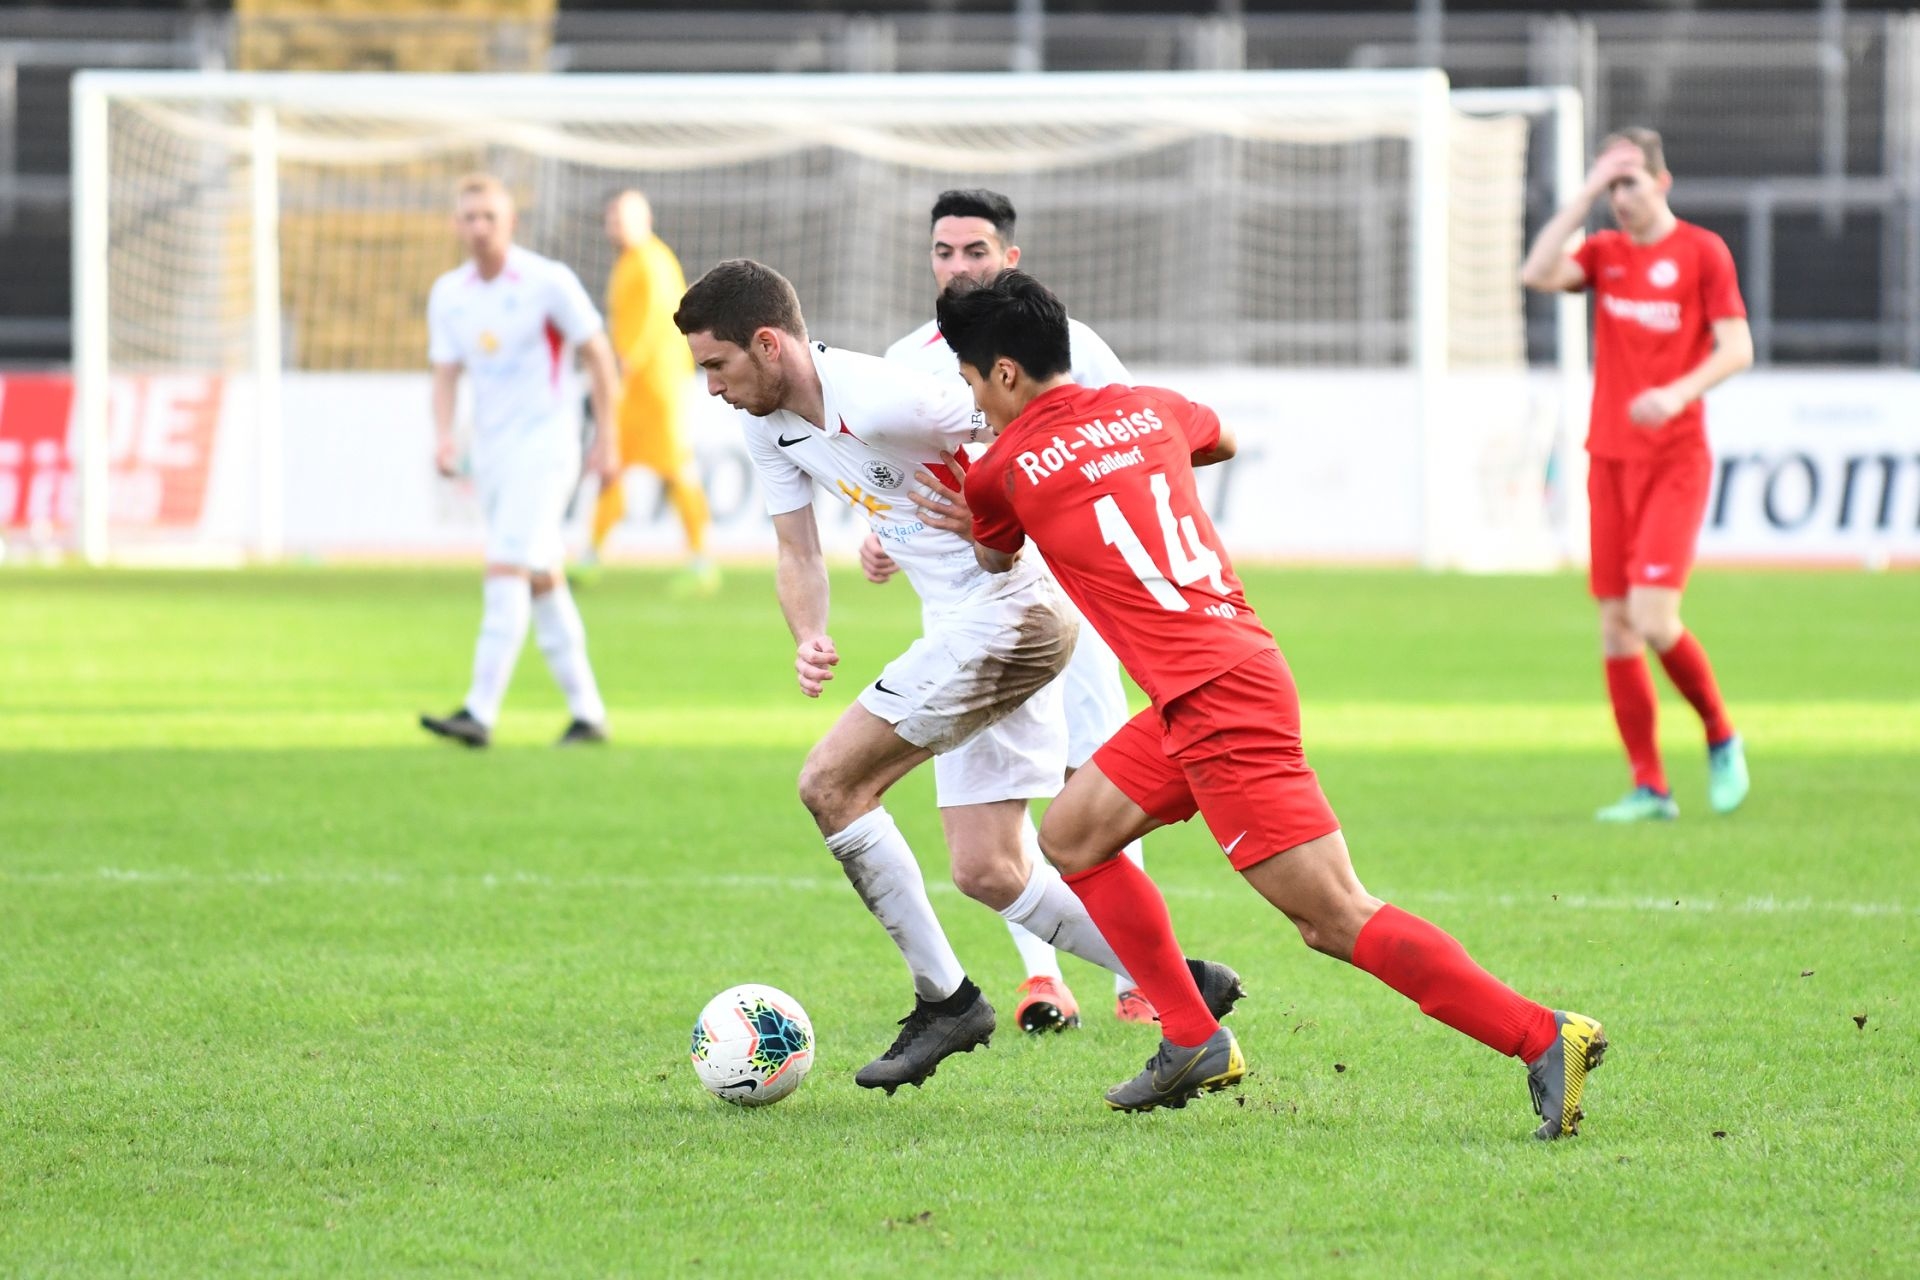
{"left": 1089, "top": 648, "right": 1340, "bottom": 871}
{"left": 1587, "top": 445, "right": 1713, "bottom": 599}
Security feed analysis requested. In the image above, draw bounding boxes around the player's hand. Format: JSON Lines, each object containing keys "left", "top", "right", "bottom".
{"left": 910, "top": 452, "right": 974, "bottom": 542}
{"left": 1629, "top": 385, "right": 1687, "bottom": 427}
{"left": 1584, "top": 141, "right": 1644, "bottom": 195}
{"left": 434, "top": 434, "right": 460, "bottom": 478}
{"left": 794, "top": 634, "right": 839, "bottom": 698}
{"left": 858, "top": 533, "right": 900, "bottom": 584}
{"left": 591, "top": 436, "right": 621, "bottom": 486}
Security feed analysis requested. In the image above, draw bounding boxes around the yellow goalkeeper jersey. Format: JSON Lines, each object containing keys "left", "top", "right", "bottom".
{"left": 606, "top": 234, "right": 694, "bottom": 387}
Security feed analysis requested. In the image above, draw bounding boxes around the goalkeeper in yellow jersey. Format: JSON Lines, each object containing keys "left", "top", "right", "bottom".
{"left": 583, "top": 189, "right": 717, "bottom": 592}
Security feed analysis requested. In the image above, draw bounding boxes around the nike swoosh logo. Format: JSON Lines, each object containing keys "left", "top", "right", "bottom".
{"left": 874, "top": 679, "right": 905, "bottom": 698}
{"left": 1152, "top": 1045, "right": 1212, "bottom": 1091}
{"left": 717, "top": 1078, "right": 758, "bottom": 1092}
{"left": 1223, "top": 831, "right": 1248, "bottom": 856}
{"left": 777, "top": 434, "right": 809, "bottom": 447}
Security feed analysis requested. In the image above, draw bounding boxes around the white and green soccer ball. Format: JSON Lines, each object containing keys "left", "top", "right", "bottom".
{"left": 689, "top": 983, "right": 814, "bottom": 1106}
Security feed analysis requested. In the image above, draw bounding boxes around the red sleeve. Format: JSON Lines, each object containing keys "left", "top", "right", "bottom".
{"left": 965, "top": 453, "right": 1026, "bottom": 555}
{"left": 1139, "top": 386, "right": 1221, "bottom": 456}
{"left": 1696, "top": 229, "right": 1747, "bottom": 321}
{"left": 1571, "top": 233, "right": 1606, "bottom": 289}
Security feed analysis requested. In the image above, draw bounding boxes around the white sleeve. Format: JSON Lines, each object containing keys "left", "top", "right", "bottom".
{"left": 545, "top": 263, "right": 604, "bottom": 345}
{"left": 1069, "top": 319, "right": 1131, "bottom": 388}
{"left": 427, "top": 279, "right": 460, "bottom": 366}
{"left": 742, "top": 421, "right": 817, "bottom": 516}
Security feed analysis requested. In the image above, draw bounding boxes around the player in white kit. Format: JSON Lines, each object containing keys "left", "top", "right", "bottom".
{"left": 419, "top": 173, "right": 620, "bottom": 748}
{"left": 672, "top": 260, "right": 1240, "bottom": 1093}
{"left": 874, "top": 189, "right": 1158, "bottom": 1031}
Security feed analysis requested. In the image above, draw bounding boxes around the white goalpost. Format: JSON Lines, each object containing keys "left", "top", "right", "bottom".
{"left": 69, "top": 69, "right": 1582, "bottom": 568}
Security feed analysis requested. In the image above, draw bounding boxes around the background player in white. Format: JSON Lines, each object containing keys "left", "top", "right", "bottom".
{"left": 419, "top": 173, "right": 618, "bottom": 748}
{"left": 873, "top": 188, "right": 1158, "bottom": 1030}
{"left": 671, "top": 259, "right": 1239, "bottom": 1092}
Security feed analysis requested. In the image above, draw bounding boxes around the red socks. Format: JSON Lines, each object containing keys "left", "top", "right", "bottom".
{"left": 1604, "top": 654, "right": 1667, "bottom": 792}
{"left": 1062, "top": 856, "right": 1218, "bottom": 1047}
{"left": 1351, "top": 904, "right": 1558, "bottom": 1062}
{"left": 1657, "top": 630, "right": 1735, "bottom": 746}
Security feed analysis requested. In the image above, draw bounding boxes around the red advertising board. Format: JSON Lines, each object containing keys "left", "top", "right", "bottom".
{"left": 0, "top": 373, "right": 223, "bottom": 531}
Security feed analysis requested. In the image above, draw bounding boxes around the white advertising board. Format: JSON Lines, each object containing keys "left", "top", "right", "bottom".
{"left": 10, "top": 368, "right": 1917, "bottom": 568}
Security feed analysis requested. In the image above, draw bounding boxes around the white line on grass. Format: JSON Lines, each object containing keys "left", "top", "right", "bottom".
{"left": 6, "top": 866, "right": 1912, "bottom": 918}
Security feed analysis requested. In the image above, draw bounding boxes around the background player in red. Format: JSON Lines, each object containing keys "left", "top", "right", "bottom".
{"left": 913, "top": 270, "right": 1606, "bottom": 1136}
{"left": 1523, "top": 127, "right": 1753, "bottom": 822}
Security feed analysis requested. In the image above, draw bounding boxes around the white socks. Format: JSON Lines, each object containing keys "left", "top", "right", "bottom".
{"left": 1003, "top": 811, "right": 1062, "bottom": 979}
{"left": 825, "top": 808, "right": 966, "bottom": 1002}
{"left": 531, "top": 580, "right": 606, "bottom": 725}
{"left": 1002, "top": 810, "right": 1140, "bottom": 988}
{"left": 464, "top": 575, "right": 531, "bottom": 727}
{"left": 999, "top": 860, "right": 1133, "bottom": 985}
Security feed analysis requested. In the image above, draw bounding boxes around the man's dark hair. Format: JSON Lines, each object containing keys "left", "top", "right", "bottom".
{"left": 936, "top": 270, "right": 1071, "bottom": 381}
{"left": 929, "top": 188, "right": 1017, "bottom": 241}
{"left": 672, "top": 258, "right": 806, "bottom": 348}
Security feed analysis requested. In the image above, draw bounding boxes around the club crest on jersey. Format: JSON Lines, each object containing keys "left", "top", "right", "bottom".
{"left": 479, "top": 330, "right": 501, "bottom": 354}
{"left": 1647, "top": 258, "right": 1679, "bottom": 288}
{"left": 862, "top": 460, "right": 906, "bottom": 490}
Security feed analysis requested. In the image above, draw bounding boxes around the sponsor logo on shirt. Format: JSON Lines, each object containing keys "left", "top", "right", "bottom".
{"left": 1648, "top": 258, "right": 1679, "bottom": 288}
{"left": 479, "top": 330, "right": 501, "bottom": 354}
{"left": 1014, "top": 407, "right": 1164, "bottom": 485}
{"left": 1600, "top": 293, "right": 1682, "bottom": 333}
{"left": 836, "top": 479, "right": 891, "bottom": 516}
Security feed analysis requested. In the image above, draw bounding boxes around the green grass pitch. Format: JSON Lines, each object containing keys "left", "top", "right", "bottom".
{"left": 2, "top": 565, "right": 1915, "bottom": 1277}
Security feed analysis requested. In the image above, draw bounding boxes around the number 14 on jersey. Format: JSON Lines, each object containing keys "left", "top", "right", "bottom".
{"left": 1094, "top": 472, "right": 1230, "bottom": 614}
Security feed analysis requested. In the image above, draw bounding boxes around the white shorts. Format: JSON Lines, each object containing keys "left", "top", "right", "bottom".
{"left": 477, "top": 443, "right": 578, "bottom": 571}
{"left": 856, "top": 562, "right": 1078, "bottom": 808}
{"left": 1060, "top": 617, "right": 1131, "bottom": 768}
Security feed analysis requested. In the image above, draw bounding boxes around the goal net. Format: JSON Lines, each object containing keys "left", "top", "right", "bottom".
{"left": 69, "top": 70, "right": 1583, "bottom": 567}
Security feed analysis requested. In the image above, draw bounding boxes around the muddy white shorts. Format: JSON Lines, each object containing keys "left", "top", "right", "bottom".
{"left": 1059, "top": 610, "right": 1130, "bottom": 769}
{"left": 857, "top": 561, "right": 1078, "bottom": 808}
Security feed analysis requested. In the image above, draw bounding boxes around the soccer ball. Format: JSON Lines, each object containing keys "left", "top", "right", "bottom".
{"left": 689, "top": 984, "right": 814, "bottom": 1107}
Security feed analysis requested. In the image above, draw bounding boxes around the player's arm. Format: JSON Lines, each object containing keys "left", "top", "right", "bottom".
{"left": 579, "top": 331, "right": 621, "bottom": 482}
{"left": 431, "top": 362, "right": 462, "bottom": 477}
{"left": 1629, "top": 317, "right": 1754, "bottom": 426}
{"left": 912, "top": 450, "right": 1022, "bottom": 574}
{"left": 1192, "top": 426, "right": 1237, "bottom": 468}
{"left": 1146, "top": 386, "right": 1235, "bottom": 468}
{"left": 972, "top": 543, "right": 1018, "bottom": 575}
{"left": 771, "top": 506, "right": 838, "bottom": 698}
{"left": 858, "top": 534, "right": 900, "bottom": 585}
{"left": 1521, "top": 142, "right": 1643, "bottom": 293}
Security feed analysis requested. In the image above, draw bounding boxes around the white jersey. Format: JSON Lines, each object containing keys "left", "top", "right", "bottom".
{"left": 739, "top": 343, "right": 997, "bottom": 610}
{"left": 884, "top": 315, "right": 1131, "bottom": 388}
{"left": 427, "top": 245, "right": 603, "bottom": 470}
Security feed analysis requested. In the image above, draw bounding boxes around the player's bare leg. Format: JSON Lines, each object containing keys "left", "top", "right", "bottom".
{"left": 1040, "top": 767, "right": 1245, "bottom": 1111}
{"left": 798, "top": 704, "right": 994, "bottom": 1093}
{"left": 1596, "top": 597, "right": 1678, "bottom": 821}
{"left": 529, "top": 568, "right": 608, "bottom": 745}
{"left": 1630, "top": 585, "right": 1747, "bottom": 813}
{"left": 1239, "top": 829, "right": 1604, "bottom": 1138}
{"left": 421, "top": 562, "right": 532, "bottom": 748}
{"left": 943, "top": 797, "right": 1146, "bottom": 1033}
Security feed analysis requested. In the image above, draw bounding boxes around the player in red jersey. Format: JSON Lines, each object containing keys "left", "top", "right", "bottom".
{"left": 1523, "top": 127, "right": 1753, "bottom": 822}
{"left": 911, "top": 270, "right": 1606, "bottom": 1134}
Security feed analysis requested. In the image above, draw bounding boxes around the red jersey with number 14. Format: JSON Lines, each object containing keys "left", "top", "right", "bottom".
{"left": 967, "top": 383, "right": 1276, "bottom": 709}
